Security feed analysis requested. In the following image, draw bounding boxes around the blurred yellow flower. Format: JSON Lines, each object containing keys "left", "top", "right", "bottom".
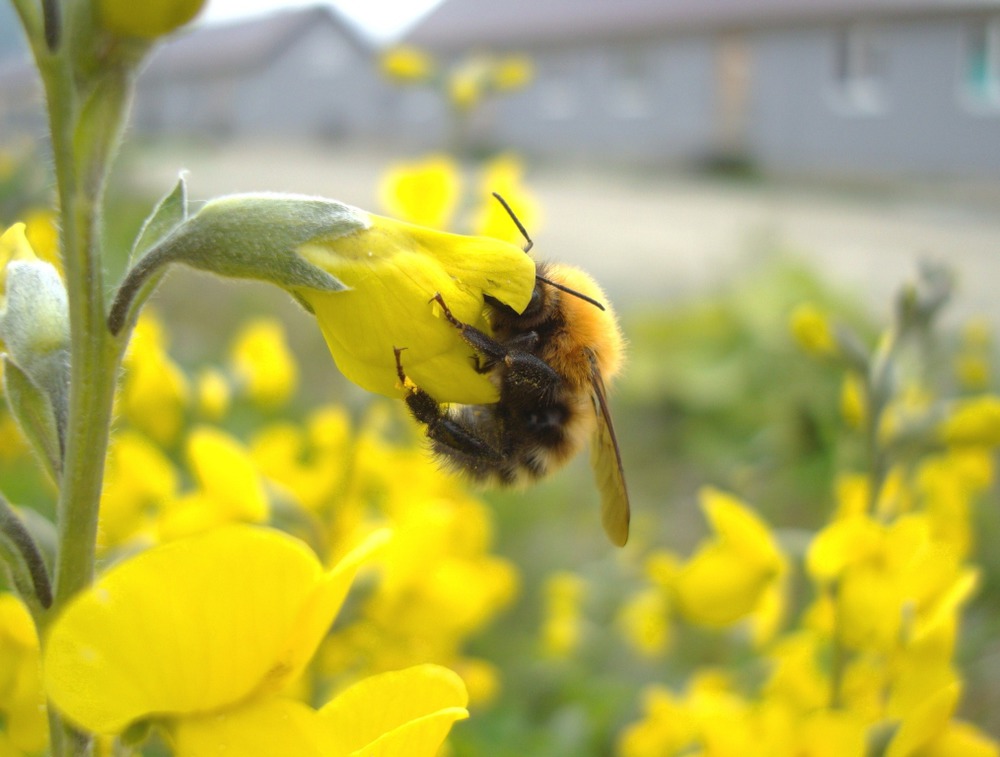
{"left": 251, "top": 406, "right": 352, "bottom": 514}
{"left": 955, "top": 316, "right": 991, "bottom": 391}
{"left": 21, "top": 209, "right": 60, "bottom": 274}
{"left": 98, "top": 0, "right": 206, "bottom": 37}
{"left": 119, "top": 313, "right": 190, "bottom": 444}
{"left": 229, "top": 317, "right": 298, "bottom": 409}
{"left": 0, "top": 594, "right": 47, "bottom": 755}
{"left": 762, "top": 632, "right": 829, "bottom": 713}
{"left": 840, "top": 372, "right": 867, "bottom": 429}
{"left": 939, "top": 395, "right": 1000, "bottom": 447}
{"left": 44, "top": 526, "right": 389, "bottom": 739}
{"left": 541, "top": 571, "right": 586, "bottom": 658}
{"left": 379, "top": 155, "right": 461, "bottom": 230}
{"left": 0, "top": 223, "right": 39, "bottom": 300}
{"left": 617, "top": 686, "right": 693, "bottom": 757}
{"left": 472, "top": 155, "right": 541, "bottom": 245}
{"left": 296, "top": 209, "right": 535, "bottom": 404}
{"left": 617, "top": 587, "right": 671, "bottom": 658}
{"left": 917, "top": 449, "right": 992, "bottom": 559}
{"left": 196, "top": 367, "right": 231, "bottom": 420}
{"left": 493, "top": 55, "right": 534, "bottom": 91}
{"left": 158, "top": 426, "right": 269, "bottom": 539}
{"left": 99, "top": 429, "right": 179, "bottom": 550}
{"left": 885, "top": 683, "right": 998, "bottom": 757}
{"left": 380, "top": 45, "right": 436, "bottom": 83}
{"left": 790, "top": 303, "right": 837, "bottom": 358}
{"left": 447, "top": 61, "right": 486, "bottom": 111}
{"left": 672, "top": 488, "right": 786, "bottom": 627}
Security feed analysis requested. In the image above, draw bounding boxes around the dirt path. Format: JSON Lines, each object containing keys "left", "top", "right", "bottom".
{"left": 128, "top": 140, "right": 1000, "bottom": 326}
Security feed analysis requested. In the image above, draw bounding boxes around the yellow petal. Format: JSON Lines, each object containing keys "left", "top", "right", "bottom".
{"left": 886, "top": 682, "right": 960, "bottom": 757}
{"left": 790, "top": 303, "right": 837, "bottom": 357}
{"left": 673, "top": 544, "right": 769, "bottom": 626}
{"left": 298, "top": 215, "right": 534, "bottom": 403}
{"left": 806, "top": 515, "right": 881, "bottom": 583}
{"left": 701, "top": 488, "right": 783, "bottom": 569}
{"left": 319, "top": 664, "right": 469, "bottom": 757}
{"left": 940, "top": 395, "right": 1000, "bottom": 447}
{"left": 379, "top": 46, "right": 435, "bottom": 83}
{"left": 229, "top": 318, "right": 298, "bottom": 409}
{"left": 274, "top": 529, "right": 391, "bottom": 689}
{"left": 43, "top": 526, "right": 382, "bottom": 734}
{"left": 0, "top": 223, "right": 39, "bottom": 297}
{"left": 172, "top": 697, "right": 332, "bottom": 757}
{"left": 185, "top": 426, "right": 269, "bottom": 523}
{"left": 379, "top": 155, "right": 460, "bottom": 230}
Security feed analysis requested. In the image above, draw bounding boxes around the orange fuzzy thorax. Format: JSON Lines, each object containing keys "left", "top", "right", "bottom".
{"left": 542, "top": 263, "right": 625, "bottom": 387}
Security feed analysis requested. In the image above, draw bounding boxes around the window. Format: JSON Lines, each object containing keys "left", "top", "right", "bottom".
{"left": 833, "top": 24, "right": 887, "bottom": 112}
{"left": 964, "top": 18, "right": 1000, "bottom": 105}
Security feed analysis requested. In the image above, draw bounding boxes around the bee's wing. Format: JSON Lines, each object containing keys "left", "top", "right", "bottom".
{"left": 587, "top": 352, "right": 630, "bottom": 547}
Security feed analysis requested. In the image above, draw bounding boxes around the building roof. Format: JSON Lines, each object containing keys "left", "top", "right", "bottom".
{"left": 406, "top": 0, "right": 1000, "bottom": 50}
{"left": 142, "top": 5, "right": 371, "bottom": 81}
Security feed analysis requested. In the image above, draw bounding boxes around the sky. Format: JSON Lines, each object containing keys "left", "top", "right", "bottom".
{"left": 199, "top": 0, "right": 444, "bottom": 42}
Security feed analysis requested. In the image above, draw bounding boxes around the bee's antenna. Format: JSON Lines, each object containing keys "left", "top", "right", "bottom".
{"left": 491, "top": 192, "right": 605, "bottom": 311}
{"left": 492, "top": 192, "right": 533, "bottom": 253}
{"left": 536, "top": 274, "right": 606, "bottom": 311}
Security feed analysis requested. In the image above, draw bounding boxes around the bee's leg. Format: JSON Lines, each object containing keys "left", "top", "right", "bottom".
{"left": 430, "top": 293, "right": 509, "bottom": 363}
{"left": 393, "top": 347, "right": 506, "bottom": 468}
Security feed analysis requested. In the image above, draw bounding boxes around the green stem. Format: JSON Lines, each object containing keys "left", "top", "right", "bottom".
{"left": 31, "top": 21, "right": 134, "bottom": 757}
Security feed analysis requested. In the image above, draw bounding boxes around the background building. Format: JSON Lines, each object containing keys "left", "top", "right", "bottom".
{"left": 404, "top": 0, "right": 1000, "bottom": 178}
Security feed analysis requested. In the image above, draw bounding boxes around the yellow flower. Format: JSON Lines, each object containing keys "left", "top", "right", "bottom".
{"left": 493, "top": 55, "right": 534, "bottom": 91}
{"left": 0, "top": 594, "right": 47, "bottom": 755}
{"left": 840, "top": 372, "right": 867, "bottom": 429}
{"left": 762, "top": 632, "right": 829, "bottom": 713}
{"left": 672, "top": 488, "right": 786, "bottom": 627}
{"left": 172, "top": 664, "right": 468, "bottom": 757}
{"left": 447, "top": 57, "right": 492, "bottom": 111}
{"left": 541, "top": 571, "right": 586, "bottom": 658}
{"left": 99, "top": 429, "right": 179, "bottom": 550}
{"left": 43, "top": 526, "right": 395, "bottom": 745}
{"left": 196, "top": 367, "right": 231, "bottom": 420}
{"left": 229, "top": 318, "right": 298, "bottom": 409}
{"left": 939, "top": 395, "right": 1000, "bottom": 447}
{"left": 380, "top": 46, "right": 436, "bottom": 83}
{"left": 98, "top": 0, "right": 206, "bottom": 37}
{"left": 806, "top": 515, "right": 882, "bottom": 584}
{"left": 917, "top": 450, "right": 992, "bottom": 559}
{"left": 158, "top": 426, "right": 269, "bottom": 539}
{"left": 119, "top": 313, "right": 190, "bottom": 444}
{"left": 472, "top": 155, "right": 541, "bottom": 245}
{"left": 296, "top": 210, "right": 535, "bottom": 404}
{"left": 617, "top": 587, "right": 671, "bottom": 658}
{"left": 885, "top": 683, "right": 999, "bottom": 757}
{"left": 319, "top": 664, "right": 469, "bottom": 756}
{"left": 790, "top": 303, "right": 837, "bottom": 358}
{"left": 0, "top": 224, "right": 39, "bottom": 300}
{"left": 617, "top": 685, "right": 693, "bottom": 757}
{"left": 379, "top": 155, "right": 461, "bottom": 230}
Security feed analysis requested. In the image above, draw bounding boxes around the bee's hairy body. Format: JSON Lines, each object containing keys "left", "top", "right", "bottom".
{"left": 395, "top": 260, "right": 631, "bottom": 545}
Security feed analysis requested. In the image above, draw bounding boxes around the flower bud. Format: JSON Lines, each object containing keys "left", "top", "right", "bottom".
{"left": 98, "top": 0, "right": 207, "bottom": 38}
{"left": 0, "top": 261, "right": 70, "bottom": 475}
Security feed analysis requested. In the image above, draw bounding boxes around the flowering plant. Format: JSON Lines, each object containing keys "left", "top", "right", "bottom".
{"left": 1, "top": 2, "right": 534, "bottom": 755}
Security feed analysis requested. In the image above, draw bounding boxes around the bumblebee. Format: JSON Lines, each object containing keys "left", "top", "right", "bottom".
{"left": 394, "top": 197, "right": 630, "bottom": 546}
